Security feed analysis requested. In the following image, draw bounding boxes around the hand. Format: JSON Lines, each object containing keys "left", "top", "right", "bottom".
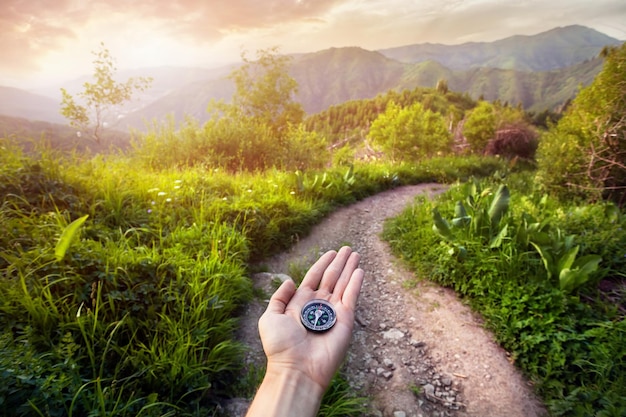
{"left": 257, "top": 246, "right": 364, "bottom": 392}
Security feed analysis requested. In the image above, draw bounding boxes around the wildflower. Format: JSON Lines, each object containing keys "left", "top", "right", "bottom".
{"left": 148, "top": 188, "right": 159, "bottom": 193}
{"left": 151, "top": 201, "right": 156, "bottom": 205}
{"left": 247, "top": 189, "right": 252, "bottom": 193}
{"left": 174, "top": 180, "right": 182, "bottom": 184}
{"left": 290, "top": 191, "right": 296, "bottom": 195}
{"left": 158, "top": 191, "right": 166, "bottom": 197}
{"left": 147, "top": 209, "right": 152, "bottom": 214}
{"left": 174, "top": 186, "right": 181, "bottom": 190}
{"left": 166, "top": 198, "right": 172, "bottom": 203}
{"left": 223, "top": 197, "right": 228, "bottom": 201}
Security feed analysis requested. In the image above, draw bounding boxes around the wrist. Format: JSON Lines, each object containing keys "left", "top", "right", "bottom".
{"left": 265, "top": 362, "right": 327, "bottom": 394}
{"left": 246, "top": 364, "right": 325, "bottom": 417}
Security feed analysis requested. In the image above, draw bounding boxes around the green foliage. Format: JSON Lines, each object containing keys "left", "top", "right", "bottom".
{"left": 226, "top": 47, "right": 304, "bottom": 134}
{"left": 132, "top": 115, "right": 328, "bottom": 172}
{"left": 536, "top": 42, "right": 626, "bottom": 205}
{"left": 432, "top": 182, "right": 511, "bottom": 249}
{"left": 463, "top": 101, "right": 496, "bottom": 153}
{"left": 384, "top": 174, "right": 626, "bottom": 415}
{"left": 305, "top": 86, "right": 474, "bottom": 145}
{"left": 319, "top": 373, "right": 367, "bottom": 417}
{"left": 134, "top": 48, "right": 327, "bottom": 173}
{"left": 60, "top": 43, "right": 152, "bottom": 144}
{"left": 529, "top": 229, "right": 602, "bottom": 293}
{"left": 54, "top": 215, "right": 89, "bottom": 262}
{"left": 463, "top": 101, "right": 531, "bottom": 155}
{"left": 0, "top": 132, "right": 507, "bottom": 415}
{"left": 368, "top": 101, "right": 452, "bottom": 162}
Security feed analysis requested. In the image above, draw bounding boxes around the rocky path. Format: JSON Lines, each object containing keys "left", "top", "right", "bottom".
{"left": 233, "top": 184, "right": 547, "bottom": 417}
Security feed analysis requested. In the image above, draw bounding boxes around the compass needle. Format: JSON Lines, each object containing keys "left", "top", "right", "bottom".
{"left": 300, "top": 299, "right": 337, "bottom": 332}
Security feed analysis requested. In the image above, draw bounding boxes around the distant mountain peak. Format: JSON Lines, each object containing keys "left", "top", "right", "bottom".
{"left": 378, "top": 25, "right": 621, "bottom": 71}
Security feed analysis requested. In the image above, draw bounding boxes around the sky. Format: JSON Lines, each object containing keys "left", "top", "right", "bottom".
{"left": 2, "top": 0, "right": 626, "bottom": 89}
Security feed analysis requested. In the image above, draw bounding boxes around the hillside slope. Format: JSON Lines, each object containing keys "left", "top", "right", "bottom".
{"left": 378, "top": 25, "right": 621, "bottom": 71}
{"left": 0, "top": 86, "right": 66, "bottom": 124}
{"left": 124, "top": 47, "right": 605, "bottom": 129}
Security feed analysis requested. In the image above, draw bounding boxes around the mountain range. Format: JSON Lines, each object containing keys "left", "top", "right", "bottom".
{"left": 0, "top": 25, "right": 622, "bottom": 135}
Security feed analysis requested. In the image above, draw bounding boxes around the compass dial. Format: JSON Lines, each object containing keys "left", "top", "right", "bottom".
{"left": 300, "top": 299, "right": 337, "bottom": 332}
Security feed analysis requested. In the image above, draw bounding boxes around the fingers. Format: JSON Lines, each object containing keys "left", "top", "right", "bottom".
{"left": 318, "top": 246, "right": 357, "bottom": 293}
{"left": 297, "top": 246, "right": 364, "bottom": 309}
{"left": 331, "top": 250, "right": 362, "bottom": 300}
{"left": 264, "top": 279, "right": 297, "bottom": 315}
{"left": 299, "top": 250, "right": 338, "bottom": 290}
{"left": 341, "top": 267, "right": 364, "bottom": 310}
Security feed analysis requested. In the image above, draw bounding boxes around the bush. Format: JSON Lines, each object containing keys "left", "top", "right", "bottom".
{"left": 536, "top": 43, "right": 626, "bottom": 206}
{"left": 368, "top": 101, "right": 452, "bottom": 162}
{"left": 485, "top": 123, "right": 538, "bottom": 160}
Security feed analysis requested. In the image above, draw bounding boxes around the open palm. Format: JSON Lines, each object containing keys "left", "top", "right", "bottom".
{"left": 258, "top": 247, "right": 364, "bottom": 391}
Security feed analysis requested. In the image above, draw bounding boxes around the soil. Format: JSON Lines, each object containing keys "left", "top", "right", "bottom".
{"left": 230, "top": 184, "right": 547, "bottom": 417}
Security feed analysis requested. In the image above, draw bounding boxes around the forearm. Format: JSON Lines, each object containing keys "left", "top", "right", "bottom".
{"left": 246, "top": 366, "right": 325, "bottom": 417}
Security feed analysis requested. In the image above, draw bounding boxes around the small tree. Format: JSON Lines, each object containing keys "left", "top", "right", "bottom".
{"left": 204, "top": 47, "right": 323, "bottom": 171}
{"left": 60, "top": 42, "right": 152, "bottom": 143}
{"left": 462, "top": 101, "right": 496, "bottom": 153}
{"left": 436, "top": 78, "right": 449, "bottom": 95}
{"left": 463, "top": 101, "right": 528, "bottom": 154}
{"left": 368, "top": 101, "right": 451, "bottom": 162}
{"left": 226, "top": 47, "right": 304, "bottom": 134}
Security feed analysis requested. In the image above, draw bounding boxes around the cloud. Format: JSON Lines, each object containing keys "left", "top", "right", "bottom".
{"left": 0, "top": 0, "right": 344, "bottom": 75}
{"left": 103, "top": 0, "right": 344, "bottom": 42}
{"left": 0, "top": 0, "right": 80, "bottom": 73}
{"left": 1, "top": 0, "right": 624, "bottom": 87}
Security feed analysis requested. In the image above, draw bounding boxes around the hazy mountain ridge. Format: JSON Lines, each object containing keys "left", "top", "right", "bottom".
{"left": 378, "top": 25, "right": 621, "bottom": 71}
{"left": 0, "top": 86, "right": 66, "bottom": 124}
{"left": 0, "top": 25, "right": 621, "bottom": 131}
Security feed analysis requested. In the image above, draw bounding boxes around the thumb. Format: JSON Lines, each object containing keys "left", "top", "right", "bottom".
{"left": 264, "top": 279, "right": 297, "bottom": 315}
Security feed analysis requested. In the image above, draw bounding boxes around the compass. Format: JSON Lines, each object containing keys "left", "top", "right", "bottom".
{"left": 300, "top": 299, "right": 337, "bottom": 332}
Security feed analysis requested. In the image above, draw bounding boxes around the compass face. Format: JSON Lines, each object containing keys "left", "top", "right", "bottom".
{"left": 300, "top": 299, "right": 337, "bottom": 332}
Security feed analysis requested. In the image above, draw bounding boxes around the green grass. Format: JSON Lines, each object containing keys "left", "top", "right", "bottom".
{"left": 384, "top": 173, "right": 626, "bottom": 416}
{"left": 0, "top": 135, "right": 507, "bottom": 415}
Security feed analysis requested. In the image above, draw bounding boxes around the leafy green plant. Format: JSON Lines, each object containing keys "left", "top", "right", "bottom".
{"left": 529, "top": 229, "right": 602, "bottom": 293}
{"left": 55, "top": 214, "right": 88, "bottom": 262}
{"left": 432, "top": 182, "right": 511, "bottom": 250}
{"left": 536, "top": 43, "right": 626, "bottom": 205}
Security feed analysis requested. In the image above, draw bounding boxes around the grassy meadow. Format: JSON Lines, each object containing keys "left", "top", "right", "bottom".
{"left": 0, "top": 135, "right": 507, "bottom": 415}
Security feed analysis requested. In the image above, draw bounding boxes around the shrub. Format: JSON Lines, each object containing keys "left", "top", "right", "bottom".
{"left": 463, "top": 101, "right": 496, "bottom": 153}
{"left": 485, "top": 123, "right": 538, "bottom": 160}
{"left": 368, "top": 101, "right": 452, "bottom": 162}
{"left": 536, "top": 43, "right": 626, "bottom": 206}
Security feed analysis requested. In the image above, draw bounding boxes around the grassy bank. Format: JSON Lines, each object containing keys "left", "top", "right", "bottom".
{"left": 384, "top": 173, "right": 626, "bottom": 416}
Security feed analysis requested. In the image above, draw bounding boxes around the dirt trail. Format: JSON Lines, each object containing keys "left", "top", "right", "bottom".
{"left": 233, "top": 184, "right": 547, "bottom": 417}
